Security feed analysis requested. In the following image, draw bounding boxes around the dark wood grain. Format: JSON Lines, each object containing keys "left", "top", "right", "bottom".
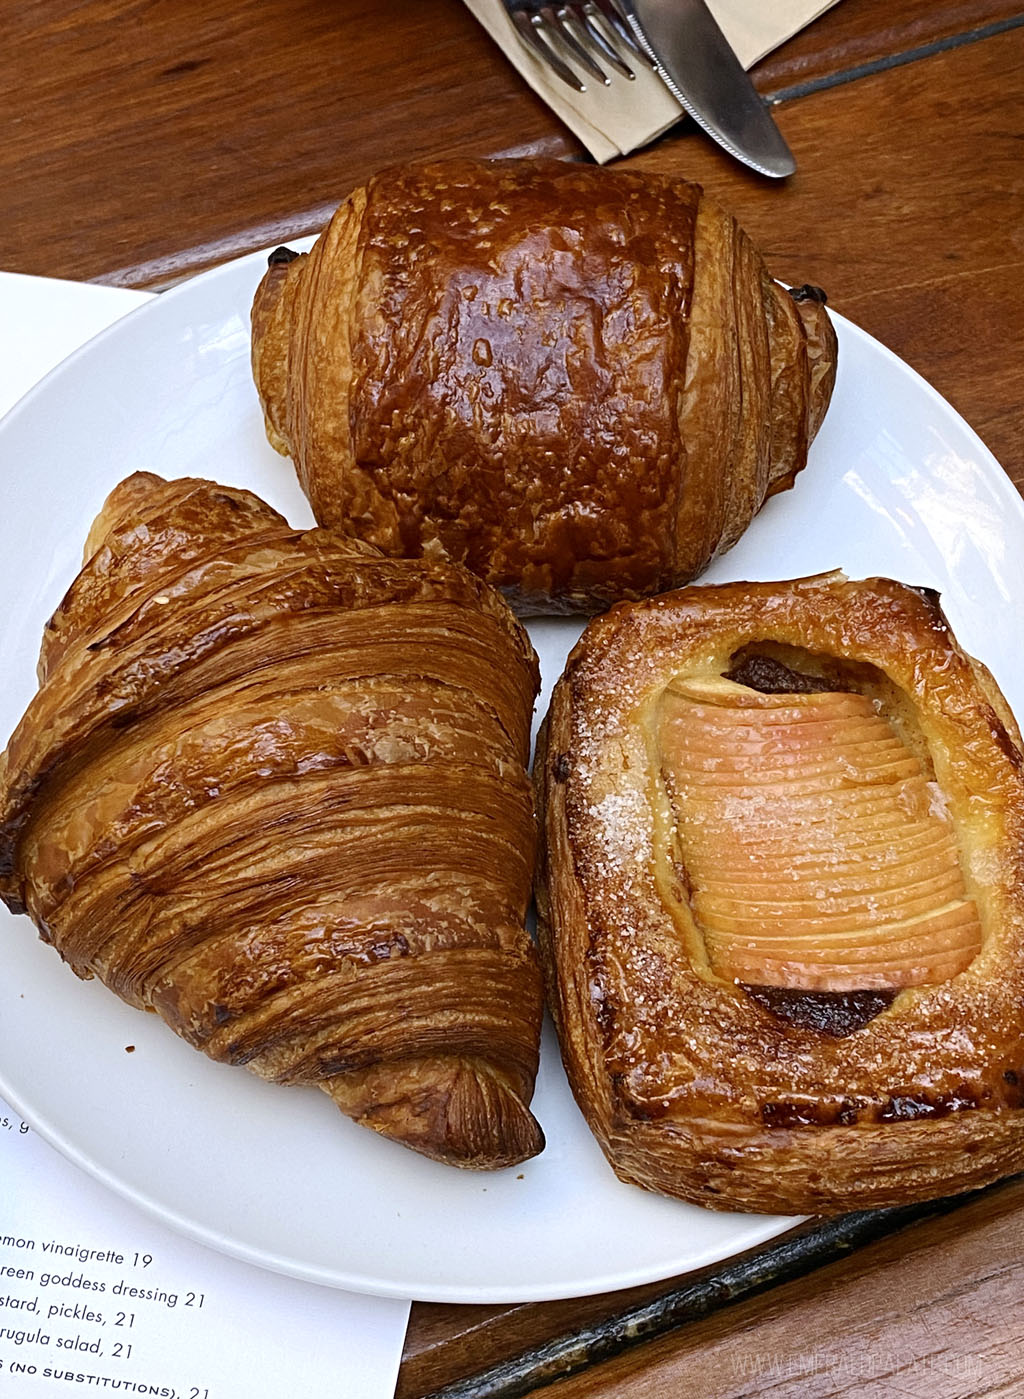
{"left": 752, "top": 0, "right": 1024, "bottom": 92}
{"left": 402, "top": 1186, "right": 1024, "bottom": 1393}
{"left": 396, "top": 1193, "right": 981, "bottom": 1397}
{"left": 3, "top": 0, "right": 1022, "bottom": 289}
{"left": 514, "top": 1174, "right": 1024, "bottom": 1397}
{"left": 398, "top": 1279, "right": 685, "bottom": 1399}
{"left": 2, "top": 0, "right": 572, "bottom": 287}
{"left": 626, "top": 22, "right": 1024, "bottom": 488}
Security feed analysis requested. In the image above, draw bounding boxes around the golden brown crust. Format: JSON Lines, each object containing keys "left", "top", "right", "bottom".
{"left": 251, "top": 158, "right": 838, "bottom": 614}
{"left": 0, "top": 471, "right": 545, "bottom": 1170}
{"left": 535, "top": 573, "right": 1024, "bottom": 1212}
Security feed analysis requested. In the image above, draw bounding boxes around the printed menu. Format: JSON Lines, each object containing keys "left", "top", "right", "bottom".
{"left": 0, "top": 1096, "right": 409, "bottom": 1398}
{"left": 0, "top": 272, "right": 412, "bottom": 1398}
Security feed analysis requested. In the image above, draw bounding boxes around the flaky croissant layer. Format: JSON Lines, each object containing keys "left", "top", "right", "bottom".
{"left": 252, "top": 157, "right": 838, "bottom": 614}
{"left": 0, "top": 472, "right": 546, "bottom": 1170}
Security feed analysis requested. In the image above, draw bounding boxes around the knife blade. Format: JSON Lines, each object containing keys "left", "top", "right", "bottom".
{"left": 618, "top": 0, "right": 796, "bottom": 178}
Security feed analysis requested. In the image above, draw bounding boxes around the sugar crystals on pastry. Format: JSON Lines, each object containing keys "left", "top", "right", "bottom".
{"left": 536, "top": 572, "right": 1024, "bottom": 1213}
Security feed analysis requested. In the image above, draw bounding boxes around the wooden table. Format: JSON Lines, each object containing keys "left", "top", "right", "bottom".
{"left": 6, "top": 1, "right": 1024, "bottom": 1393}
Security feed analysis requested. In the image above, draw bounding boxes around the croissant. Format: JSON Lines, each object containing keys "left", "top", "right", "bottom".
{"left": 0, "top": 472, "right": 545, "bottom": 1170}
{"left": 251, "top": 157, "right": 838, "bottom": 614}
{"left": 535, "top": 573, "right": 1024, "bottom": 1213}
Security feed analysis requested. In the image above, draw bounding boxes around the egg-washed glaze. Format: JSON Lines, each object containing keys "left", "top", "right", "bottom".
{"left": 536, "top": 573, "right": 1024, "bottom": 1213}
{"left": 251, "top": 157, "right": 837, "bottom": 614}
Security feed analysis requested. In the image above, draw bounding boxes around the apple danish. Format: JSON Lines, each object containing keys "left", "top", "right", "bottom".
{"left": 0, "top": 472, "right": 545, "bottom": 1170}
{"left": 536, "top": 573, "right": 1024, "bottom": 1212}
{"left": 251, "top": 157, "right": 838, "bottom": 614}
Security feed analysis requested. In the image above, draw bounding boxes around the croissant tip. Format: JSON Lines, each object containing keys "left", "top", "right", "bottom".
{"left": 369, "top": 1095, "right": 544, "bottom": 1172}
{"left": 324, "top": 1059, "right": 545, "bottom": 1171}
{"left": 267, "top": 245, "right": 300, "bottom": 266}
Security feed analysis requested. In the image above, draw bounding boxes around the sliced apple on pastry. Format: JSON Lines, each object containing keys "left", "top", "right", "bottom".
{"left": 656, "top": 676, "right": 981, "bottom": 991}
{"left": 535, "top": 574, "right": 1024, "bottom": 1214}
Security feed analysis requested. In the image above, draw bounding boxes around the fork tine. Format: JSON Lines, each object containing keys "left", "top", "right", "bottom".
{"left": 549, "top": 7, "right": 611, "bottom": 85}
{"left": 569, "top": 3, "right": 636, "bottom": 80}
{"left": 510, "top": 9, "right": 586, "bottom": 91}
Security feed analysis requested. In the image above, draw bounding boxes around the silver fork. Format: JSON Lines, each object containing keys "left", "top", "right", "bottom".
{"left": 502, "top": 1, "right": 647, "bottom": 92}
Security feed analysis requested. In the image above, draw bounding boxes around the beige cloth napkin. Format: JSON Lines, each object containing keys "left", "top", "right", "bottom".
{"left": 464, "top": 0, "right": 839, "bottom": 162}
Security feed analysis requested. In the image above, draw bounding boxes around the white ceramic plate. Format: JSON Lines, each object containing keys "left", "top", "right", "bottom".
{"left": 1, "top": 249, "right": 1022, "bottom": 1304}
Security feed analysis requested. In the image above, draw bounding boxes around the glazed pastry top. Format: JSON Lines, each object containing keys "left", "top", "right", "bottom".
{"left": 543, "top": 574, "right": 1024, "bottom": 1129}
{"left": 252, "top": 158, "right": 837, "bottom": 613}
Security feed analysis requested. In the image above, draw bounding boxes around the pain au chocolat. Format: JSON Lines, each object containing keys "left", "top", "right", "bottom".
{"left": 0, "top": 472, "right": 545, "bottom": 1170}
{"left": 535, "top": 573, "right": 1024, "bottom": 1213}
{"left": 251, "top": 157, "right": 837, "bottom": 614}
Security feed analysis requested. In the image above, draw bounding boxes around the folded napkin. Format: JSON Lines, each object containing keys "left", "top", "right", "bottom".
{"left": 464, "top": 0, "right": 839, "bottom": 162}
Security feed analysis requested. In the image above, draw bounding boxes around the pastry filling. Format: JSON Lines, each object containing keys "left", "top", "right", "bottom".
{"left": 655, "top": 651, "right": 981, "bottom": 995}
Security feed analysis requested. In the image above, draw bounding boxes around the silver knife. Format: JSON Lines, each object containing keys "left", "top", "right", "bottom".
{"left": 618, "top": 0, "right": 796, "bottom": 178}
